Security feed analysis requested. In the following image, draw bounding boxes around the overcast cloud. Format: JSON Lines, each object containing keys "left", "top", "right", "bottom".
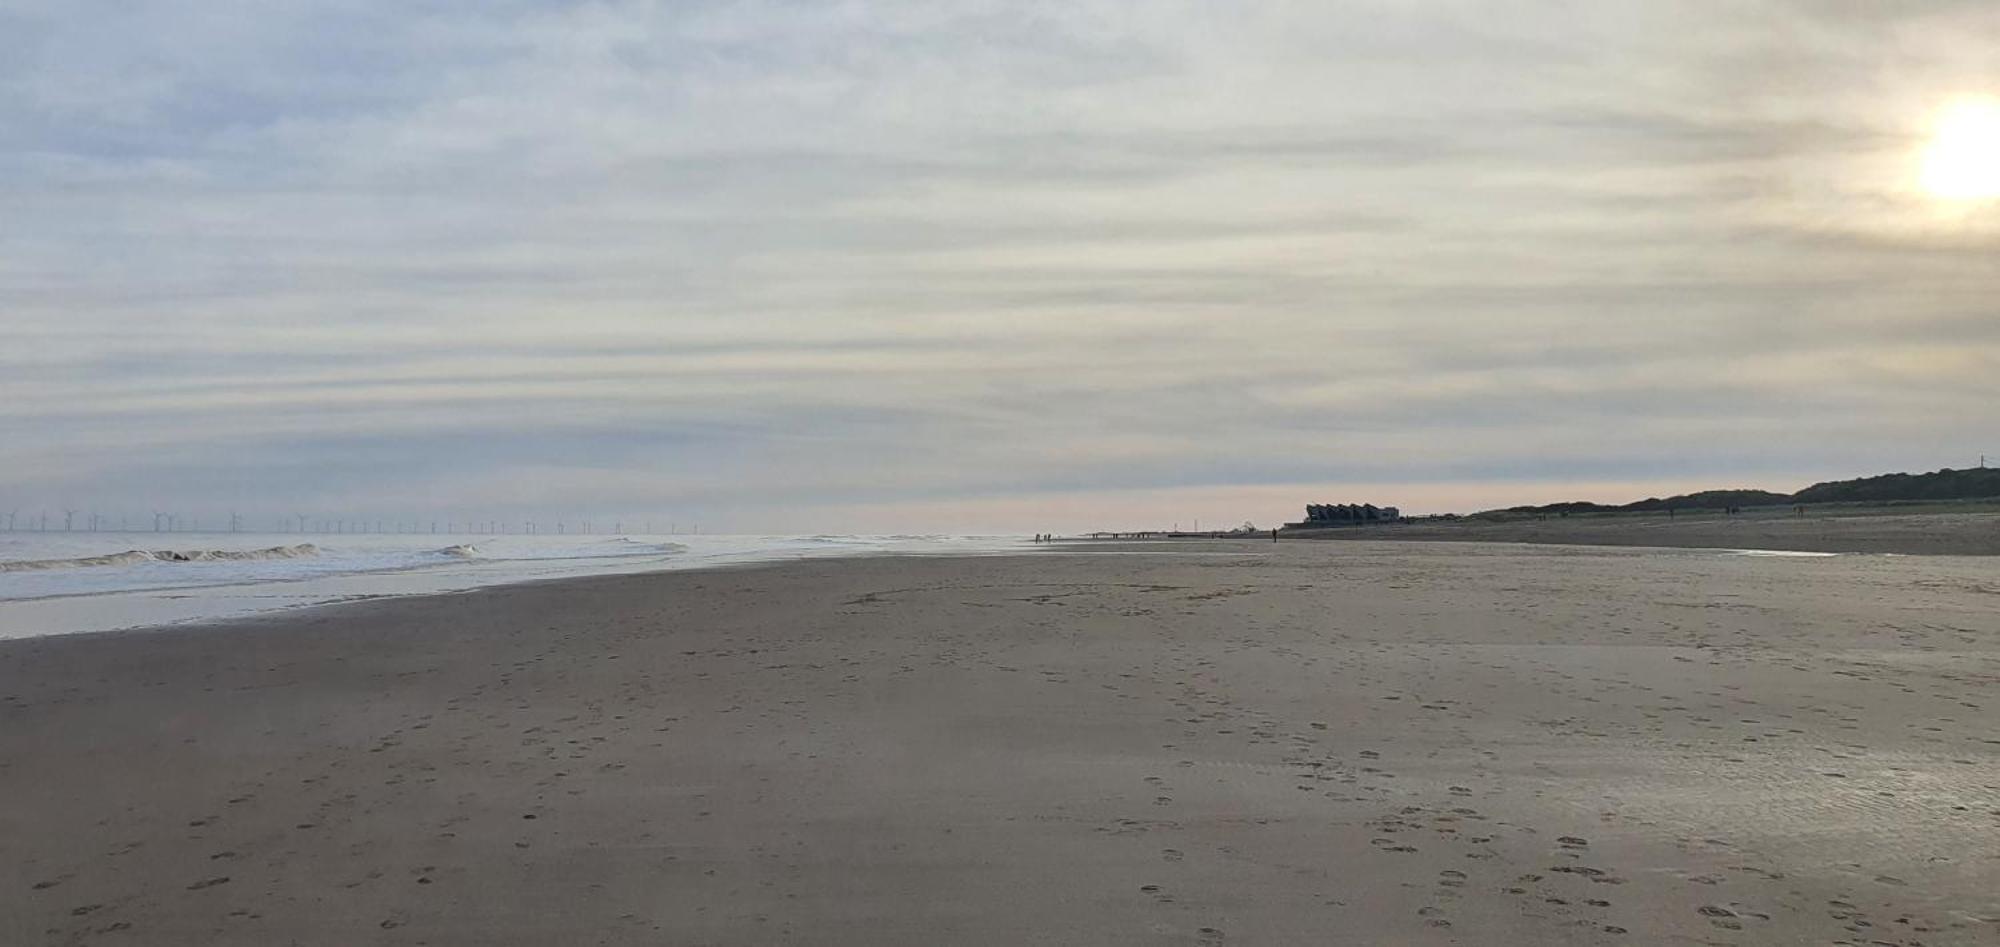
{"left": 3, "top": 1, "right": 1997, "bottom": 532}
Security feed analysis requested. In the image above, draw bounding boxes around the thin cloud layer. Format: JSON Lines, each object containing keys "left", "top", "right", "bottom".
{"left": 4, "top": 1, "right": 1997, "bottom": 532}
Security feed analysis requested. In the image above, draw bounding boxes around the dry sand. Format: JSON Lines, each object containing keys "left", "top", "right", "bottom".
{"left": 2, "top": 543, "right": 1997, "bottom": 945}
{"left": 1285, "top": 509, "right": 2000, "bottom": 556}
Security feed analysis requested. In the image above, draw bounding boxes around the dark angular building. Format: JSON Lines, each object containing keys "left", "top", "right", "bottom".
{"left": 1285, "top": 503, "right": 1400, "bottom": 528}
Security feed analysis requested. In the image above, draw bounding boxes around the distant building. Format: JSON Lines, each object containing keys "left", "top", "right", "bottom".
{"left": 1284, "top": 503, "right": 1401, "bottom": 528}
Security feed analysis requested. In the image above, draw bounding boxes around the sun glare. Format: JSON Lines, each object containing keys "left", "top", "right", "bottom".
{"left": 1921, "top": 97, "right": 2000, "bottom": 201}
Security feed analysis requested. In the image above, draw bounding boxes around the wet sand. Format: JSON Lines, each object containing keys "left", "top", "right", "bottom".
{"left": 1285, "top": 510, "right": 2000, "bottom": 556}
{"left": 3, "top": 543, "right": 1997, "bottom": 945}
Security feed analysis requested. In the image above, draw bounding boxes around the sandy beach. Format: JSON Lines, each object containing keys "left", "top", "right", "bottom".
{"left": 3, "top": 543, "right": 1996, "bottom": 945}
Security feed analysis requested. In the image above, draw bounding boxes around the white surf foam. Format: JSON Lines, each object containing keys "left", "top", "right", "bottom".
{"left": 0, "top": 544, "right": 319, "bottom": 572}
{"left": 1722, "top": 549, "right": 1842, "bottom": 558}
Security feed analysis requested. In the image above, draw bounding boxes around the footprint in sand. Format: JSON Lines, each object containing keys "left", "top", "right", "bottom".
{"left": 1696, "top": 905, "right": 1743, "bottom": 928}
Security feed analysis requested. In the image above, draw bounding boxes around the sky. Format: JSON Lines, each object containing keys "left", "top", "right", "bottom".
{"left": 3, "top": 1, "right": 1997, "bottom": 534}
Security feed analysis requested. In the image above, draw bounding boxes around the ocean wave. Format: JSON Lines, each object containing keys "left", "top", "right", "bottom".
{"left": 624, "top": 541, "right": 688, "bottom": 556}
{"left": 579, "top": 539, "right": 689, "bottom": 557}
{"left": 427, "top": 540, "right": 686, "bottom": 562}
{"left": 0, "top": 544, "right": 321, "bottom": 572}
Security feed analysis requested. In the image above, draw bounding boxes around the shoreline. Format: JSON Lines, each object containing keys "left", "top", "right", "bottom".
{"left": 0, "top": 538, "right": 1869, "bottom": 644}
{"left": 0, "top": 535, "right": 1032, "bottom": 640}
{"left": 5, "top": 546, "right": 1996, "bottom": 944}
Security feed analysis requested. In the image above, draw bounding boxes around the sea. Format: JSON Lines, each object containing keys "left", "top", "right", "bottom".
{"left": 0, "top": 531, "right": 1030, "bottom": 639}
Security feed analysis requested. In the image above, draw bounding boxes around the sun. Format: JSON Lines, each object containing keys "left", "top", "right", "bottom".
{"left": 1921, "top": 97, "right": 2000, "bottom": 201}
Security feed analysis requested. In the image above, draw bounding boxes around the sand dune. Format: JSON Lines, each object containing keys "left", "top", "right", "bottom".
{"left": 1288, "top": 509, "right": 2000, "bottom": 555}
{"left": 2, "top": 543, "right": 1996, "bottom": 944}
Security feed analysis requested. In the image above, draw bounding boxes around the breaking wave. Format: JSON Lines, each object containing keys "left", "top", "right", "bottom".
{"left": 613, "top": 540, "right": 687, "bottom": 556}
{"left": 0, "top": 544, "right": 321, "bottom": 573}
{"left": 600, "top": 538, "right": 689, "bottom": 554}
{"left": 804, "top": 535, "right": 872, "bottom": 545}
{"left": 426, "top": 540, "right": 685, "bottom": 562}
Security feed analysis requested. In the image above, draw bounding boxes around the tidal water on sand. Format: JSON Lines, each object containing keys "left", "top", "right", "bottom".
{"left": 0, "top": 532, "right": 1028, "bottom": 638}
